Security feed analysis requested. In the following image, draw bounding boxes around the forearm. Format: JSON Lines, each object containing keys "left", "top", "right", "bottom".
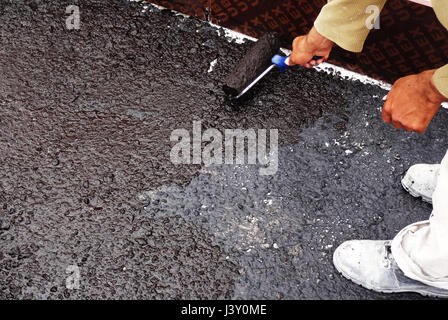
{"left": 314, "top": 0, "right": 387, "bottom": 52}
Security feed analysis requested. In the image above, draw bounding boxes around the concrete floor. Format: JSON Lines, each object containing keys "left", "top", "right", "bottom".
{"left": 0, "top": 0, "right": 447, "bottom": 299}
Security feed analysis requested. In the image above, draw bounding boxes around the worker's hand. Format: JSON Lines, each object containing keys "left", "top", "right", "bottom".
{"left": 289, "top": 26, "right": 334, "bottom": 68}
{"left": 382, "top": 70, "right": 447, "bottom": 133}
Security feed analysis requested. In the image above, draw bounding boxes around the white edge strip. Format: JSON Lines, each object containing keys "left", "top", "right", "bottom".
{"left": 408, "top": 0, "right": 432, "bottom": 7}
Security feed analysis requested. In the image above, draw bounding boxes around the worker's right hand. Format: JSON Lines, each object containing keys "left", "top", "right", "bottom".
{"left": 382, "top": 69, "right": 446, "bottom": 133}
{"left": 289, "top": 26, "right": 334, "bottom": 68}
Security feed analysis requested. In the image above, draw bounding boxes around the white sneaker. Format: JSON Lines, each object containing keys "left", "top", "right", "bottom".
{"left": 401, "top": 164, "right": 440, "bottom": 204}
{"left": 333, "top": 240, "right": 448, "bottom": 298}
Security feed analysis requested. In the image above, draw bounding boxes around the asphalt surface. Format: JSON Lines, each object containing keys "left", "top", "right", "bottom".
{"left": 1, "top": 0, "right": 447, "bottom": 299}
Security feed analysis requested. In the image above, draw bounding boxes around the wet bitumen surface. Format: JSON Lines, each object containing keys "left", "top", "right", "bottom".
{"left": 1, "top": 0, "right": 447, "bottom": 299}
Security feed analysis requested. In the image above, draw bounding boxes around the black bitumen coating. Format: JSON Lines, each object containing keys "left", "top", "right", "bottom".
{"left": 224, "top": 32, "right": 280, "bottom": 97}
{"left": 1, "top": 0, "right": 447, "bottom": 299}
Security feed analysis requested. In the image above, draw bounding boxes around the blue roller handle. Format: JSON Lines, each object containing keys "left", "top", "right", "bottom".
{"left": 272, "top": 54, "right": 324, "bottom": 72}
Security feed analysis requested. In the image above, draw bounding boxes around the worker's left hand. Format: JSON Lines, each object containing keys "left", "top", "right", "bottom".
{"left": 382, "top": 70, "right": 447, "bottom": 133}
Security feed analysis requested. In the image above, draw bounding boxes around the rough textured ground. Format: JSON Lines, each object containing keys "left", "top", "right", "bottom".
{"left": 0, "top": 0, "right": 447, "bottom": 299}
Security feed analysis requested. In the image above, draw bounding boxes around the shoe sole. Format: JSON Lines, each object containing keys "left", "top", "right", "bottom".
{"left": 401, "top": 179, "right": 432, "bottom": 204}
{"left": 333, "top": 254, "right": 448, "bottom": 298}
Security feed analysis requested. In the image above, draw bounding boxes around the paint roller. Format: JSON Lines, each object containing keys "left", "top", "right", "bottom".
{"left": 223, "top": 33, "right": 322, "bottom": 100}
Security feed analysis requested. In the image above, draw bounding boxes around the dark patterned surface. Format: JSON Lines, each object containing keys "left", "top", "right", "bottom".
{"left": 1, "top": 0, "right": 446, "bottom": 299}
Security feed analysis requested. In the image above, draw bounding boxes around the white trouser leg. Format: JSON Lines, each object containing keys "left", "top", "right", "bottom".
{"left": 391, "top": 150, "right": 448, "bottom": 290}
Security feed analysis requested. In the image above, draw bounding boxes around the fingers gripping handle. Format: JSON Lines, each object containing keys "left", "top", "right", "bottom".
{"left": 272, "top": 54, "right": 324, "bottom": 72}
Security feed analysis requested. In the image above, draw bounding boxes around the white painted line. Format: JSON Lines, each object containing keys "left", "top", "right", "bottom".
{"left": 280, "top": 48, "right": 392, "bottom": 91}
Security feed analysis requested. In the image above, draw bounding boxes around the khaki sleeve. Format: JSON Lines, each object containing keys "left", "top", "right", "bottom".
{"left": 314, "top": 0, "right": 387, "bottom": 52}
{"left": 431, "top": 0, "right": 448, "bottom": 99}
{"left": 433, "top": 65, "right": 448, "bottom": 99}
